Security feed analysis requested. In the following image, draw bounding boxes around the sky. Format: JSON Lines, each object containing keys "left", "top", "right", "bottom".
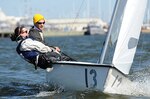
{"left": 0, "top": 0, "right": 116, "bottom": 22}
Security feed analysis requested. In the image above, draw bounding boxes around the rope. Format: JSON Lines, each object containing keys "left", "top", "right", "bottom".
{"left": 73, "top": 0, "right": 86, "bottom": 23}
{"left": 60, "top": 0, "right": 87, "bottom": 54}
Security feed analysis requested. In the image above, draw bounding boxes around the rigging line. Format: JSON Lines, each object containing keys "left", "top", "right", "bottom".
{"left": 61, "top": 0, "right": 86, "bottom": 47}
{"left": 67, "top": 0, "right": 86, "bottom": 35}
{"left": 97, "top": 0, "right": 120, "bottom": 64}
{"left": 72, "top": 0, "right": 86, "bottom": 23}
{"left": 65, "top": 0, "right": 86, "bottom": 36}
{"left": 60, "top": 0, "right": 86, "bottom": 35}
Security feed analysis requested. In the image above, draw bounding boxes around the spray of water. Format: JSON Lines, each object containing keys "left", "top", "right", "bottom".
{"left": 105, "top": 66, "right": 150, "bottom": 97}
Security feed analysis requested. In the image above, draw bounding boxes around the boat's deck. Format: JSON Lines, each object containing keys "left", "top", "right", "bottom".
{"left": 53, "top": 61, "right": 113, "bottom": 67}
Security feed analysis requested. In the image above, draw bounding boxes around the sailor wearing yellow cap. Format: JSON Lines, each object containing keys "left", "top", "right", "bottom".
{"left": 33, "top": 14, "right": 45, "bottom": 24}
{"left": 29, "top": 14, "right": 46, "bottom": 43}
{"left": 29, "top": 14, "right": 63, "bottom": 56}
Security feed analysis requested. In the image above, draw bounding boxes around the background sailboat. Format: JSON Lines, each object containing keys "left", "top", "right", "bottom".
{"left": 141, "top": 0, "right": 150, "bottom": 33}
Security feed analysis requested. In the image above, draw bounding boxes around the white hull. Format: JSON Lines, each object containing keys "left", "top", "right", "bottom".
{"left": 46, "top": 61, "right": 131, "bottom": 92}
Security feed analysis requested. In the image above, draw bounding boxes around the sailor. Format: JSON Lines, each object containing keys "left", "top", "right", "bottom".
{"left": 29, "top": 14, "right": 75, "bottom": 60}
{"left": 29, "top": 13, "right": 61, "bottom": 55}
{"left": 29, "top": 13, "right": 45, "bottom": 43}
{"left": 10, "top": 26, "right": 71, "bottom": 69}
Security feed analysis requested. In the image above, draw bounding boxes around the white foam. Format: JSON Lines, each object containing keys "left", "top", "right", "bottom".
{"left": 104, "top": 70, "right": 150, "bottom": 96}
{"left": 36, "top": 91, "right": 56, "bottom": 97}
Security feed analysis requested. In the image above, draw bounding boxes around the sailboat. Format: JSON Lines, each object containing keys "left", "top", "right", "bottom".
{"left": 141, "top": 1, "right": 150, "bottom": 33}
{"left": 46, "top": 0, "right": 147, "bottom": 93}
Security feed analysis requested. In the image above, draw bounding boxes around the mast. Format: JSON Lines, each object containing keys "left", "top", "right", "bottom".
{"left": 99, "top": 0, "right": 119, "bottom": 64}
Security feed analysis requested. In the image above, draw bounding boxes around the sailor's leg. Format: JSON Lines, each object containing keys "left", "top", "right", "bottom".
{"left": 36, "top": 54, "right": 52, "bottom": 69}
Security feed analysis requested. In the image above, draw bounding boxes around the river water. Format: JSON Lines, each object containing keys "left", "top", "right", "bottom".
{"left": 0, "top": 34, "right": 150, "bottom": 99}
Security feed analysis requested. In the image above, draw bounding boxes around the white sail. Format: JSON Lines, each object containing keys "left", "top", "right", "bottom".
{"left": 112, "top": 0, "right": 147, "bottom": 74}
{"left": 99, "top": 0, "right": 127, "bottom": 64}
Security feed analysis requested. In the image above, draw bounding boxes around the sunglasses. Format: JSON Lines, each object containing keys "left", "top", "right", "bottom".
{"left": 37, "top": 22, "right": 45, "bottom": 24}
{"left": 20, "top": 30, "right": 28, "bottom": 34}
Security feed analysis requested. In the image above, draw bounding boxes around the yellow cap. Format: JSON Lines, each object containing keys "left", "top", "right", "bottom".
{"left": 33, "top": 14, "right": 45, "bottom": 24}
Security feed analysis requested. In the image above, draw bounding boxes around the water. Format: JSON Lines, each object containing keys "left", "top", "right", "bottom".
{"left": 0, "top": 34, "right": 150, "bottom": 99}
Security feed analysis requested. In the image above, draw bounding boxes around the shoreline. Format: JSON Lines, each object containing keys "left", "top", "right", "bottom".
{"left": 44, "top": 31, "right": 84, "bottom": 37}
{"left": 44, "top": 30, "right": 150, "bottom": 37}
{"left": 141, "top": 29, "right": 150, "bottom": 33}
{"left": 0, "top": 30, "right": 150, "bottom": 38}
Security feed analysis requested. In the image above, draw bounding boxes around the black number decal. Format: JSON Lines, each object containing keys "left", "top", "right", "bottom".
{"left": 85, "top": 68, "right": 88, "bottom": 88}
{"left": 85, "top": 68, "right": 97, "bottom": 88}
{"left": 90, "top": 69, "right": 97, "bottom": 87}
{"left": 111, "top": 75, "right": 122, "bottom": 87}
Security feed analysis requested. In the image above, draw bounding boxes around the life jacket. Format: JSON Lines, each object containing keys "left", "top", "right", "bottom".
{"left": 16, "top": 39, "right": 39, "bottom": 69}
{"left": 29, "top": 27, "right": 45, "bottom": 44}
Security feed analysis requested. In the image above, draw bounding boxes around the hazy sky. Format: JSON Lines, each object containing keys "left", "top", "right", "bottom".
{"left": 0, "top": 0, "right": 116, "bottom": 22}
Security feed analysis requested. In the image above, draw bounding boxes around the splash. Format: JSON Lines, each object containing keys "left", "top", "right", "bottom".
{"left": 105, "top": 67, "right": 150, "bottom": 97}
{"left": 0, "top": 82, "right": 57, "bottom": 97}
{"left": 36, "top": 91, "right": 56, "bottom": 97}
{"left": 129, "top": 67, "right": 150, "bottom": 96}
